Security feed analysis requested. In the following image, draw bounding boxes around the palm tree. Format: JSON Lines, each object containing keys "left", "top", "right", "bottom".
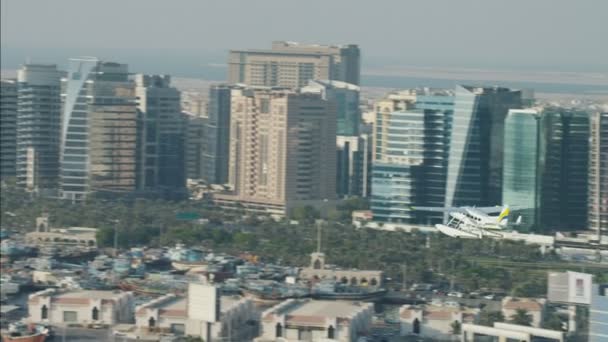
{"left": 510, "top": 308, "right": 533, "bottom": 326}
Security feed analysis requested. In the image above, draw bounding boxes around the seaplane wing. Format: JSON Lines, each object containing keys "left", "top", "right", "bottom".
{"left": 413, "top": 206, "right": 504, "bottom": 214}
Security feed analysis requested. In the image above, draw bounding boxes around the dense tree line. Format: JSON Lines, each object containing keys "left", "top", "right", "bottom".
{"left": 1, "top": 181, "right": 606, "bottom": 296}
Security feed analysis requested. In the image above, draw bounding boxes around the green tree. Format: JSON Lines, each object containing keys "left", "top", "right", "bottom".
{"left": 510, "top": 308, "right": 533, "bottom": 326}
{"left": 450, "top": 320, "right": 461, "bottom": 334}
{"left": 477, "top": 311, "right": 505, "bottom": 327}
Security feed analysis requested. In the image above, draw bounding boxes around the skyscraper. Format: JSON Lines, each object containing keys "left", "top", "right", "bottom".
{"left": 0, "top": 79, "right": 18, "bottom": 180}
{"left": 336, "top": 134, "right": 371, "bottom": 198}
{"left": 183, "top": 111, "right": 206, "bottom": 181}
{"left": 502, "top": 109, "right": 542, "bottom": 231}
{"left": 135, "top": 74, "right": 185, "bottom": 197}
{"left": 445, "top": 86, "right": 522, "bottom": 208}
{"left": 214, "top": 87, "right": 337, "bottom": 216}
{"left": 202, "top": 84, "right": 233, "bottom": 185}
{"left": 60, "top": 58, "right": 137, "bottom": 200}
{"left": 503, "top": 107, "right": 591, "bottom": 232}
{"left": 16, "top": 64, "right": 64, "bottom": 193}
{"left": 371, "top": 89, "right": 454, "bottom": 224}
{"left": 588, "top": 112, "right": 607, "bottom": 233}
{"left": 228, "top": 41, "right": 360, "bottom": 88}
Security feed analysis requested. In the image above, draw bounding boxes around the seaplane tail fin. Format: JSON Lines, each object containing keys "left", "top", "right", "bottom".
{"left": 497, "top": 206, "right": 510, "bottom": 226}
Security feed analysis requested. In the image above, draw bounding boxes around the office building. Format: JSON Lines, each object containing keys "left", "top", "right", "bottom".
{"left": 16, "top": 64, "right": 64, "bottom": 193}
{"left": 28, "top": 289, "right": 134, "bottom": 325}
{"left": 588, "top": 112, "right": 608, "bottom": 233}
{"left": 135, "top": 74, "right": 185, "bottom": 197}
{"left": 214, "top": 87, "right": 336, "bottom": 216}
{"left": 256, "top": 299, "right": 373, "bottom": 342}
{"left": 0, "top": 79, "right": 18, "bottom": 179}
{"left": 302, "top": 79, "right": 360, "bottom": 136}
{"left": 502, "top": 109, "right": 542, "bottom": 231}
{"left": 336, "top": 134, "right": 372, "bottom": 198}
{"left": 183, "top": 111, "right": 206, "bottom": 180}
{"left": 371, "top": 89, "right": 454, "bottom": 224}
{"left": 590, "top": 284, "right": 608, "bottom": 341}
{"left": 228, "top": 41, "right": 360, "bottom": 88}
{"left": 60, "top": 58, "right": 137, "bottom": 200}
{"left": 503, "top": 108, "right": 592, "bottom": 232}
{"left": 541, "top": 108, "right": 590, "bottom": 230}
{"left": 202, "top": 84, "right": 233, "bottom": 184}
{"left": 445, "top": 86, "right": 522, "bottom": 208}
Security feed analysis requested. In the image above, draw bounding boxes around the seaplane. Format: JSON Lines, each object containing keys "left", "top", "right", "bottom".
{"left": 413, "top": 205, "right": 522, "bottom": 239}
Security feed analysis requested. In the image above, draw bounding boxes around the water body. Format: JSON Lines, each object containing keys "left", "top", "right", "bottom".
{"left": 361, "top": 74, "right": 608, "bottom": 95}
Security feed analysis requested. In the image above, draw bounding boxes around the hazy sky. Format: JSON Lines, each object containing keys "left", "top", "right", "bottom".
{"left": 2, "top": 0, "right": 607, "bottom": 73}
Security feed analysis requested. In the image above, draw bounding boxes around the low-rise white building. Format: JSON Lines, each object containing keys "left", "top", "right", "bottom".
{"left": 132, "top": 284, "right": 257, "bottom": 341}
{"left": 28, "top": 289, "right": 134, "bottom": 326}
{"left": 256, "top": 299, "right": 374, "bottom": 342}
{"left": 502, "top": 297, "right": 546, "bottom": 328}
{"left": 399, "top": 303, "right": 478, "bottom": 339}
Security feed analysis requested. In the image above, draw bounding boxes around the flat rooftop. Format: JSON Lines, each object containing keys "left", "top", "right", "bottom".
{"left": 278, "top": 300, "right": 368, "bottom": 318}
{"left": 53, "top": 290, "right": 126, "bottom": 300}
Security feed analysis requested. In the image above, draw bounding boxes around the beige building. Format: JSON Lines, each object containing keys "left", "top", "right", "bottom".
{"left": 228, "top": 41, "right": 360, "bottom": 88}
{"left": 28, "top": 289, "right": 134, "bottom": 326}
{"left": 501, "top": 297, "right": 546, "bottom": 328}
{"left": 214, "top": 87, "right": 337, "bottom": 216}
{"left": 256, "top": 299, "right": 373, "bottom": 342}
{"left": 588, "top": 112, "right": 608, "bottom": 233}
{"left": 399, "top": 303, "right": 478, "bottom": 339}
{"left": 299, "top": 252, "right": 382, "bottom": 287}
{"left": 111, "top": 283, "right": 258, "bottom": 341}
{"left": 462, "top": 322, "right": 564, "bottom": 342}
{"left": 25, "top": 215, "right": 97, "bottom": 248}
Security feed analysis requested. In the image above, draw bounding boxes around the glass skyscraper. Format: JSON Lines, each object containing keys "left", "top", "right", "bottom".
{"left": 0, "top": 79, "right": 18, "bottom": 180}
{"left": 135, "top": 74, "right": 185, "bottom": 198}
{"left": 502, "top": 107, "right": 591, "bottom": 232}
{"left": 16, "top": 64, "right": 64, "bottom": 194}
{"left": 60, "top": 58, "right": 137, "bottom": 200}
{"left": 202, "top": 84, "right": 233, "bottom": 185}
{"left": 502, "top": 109, "right": 541, "bottom": 231}
{"left": 371, "top": 89, "right": 453, "bottom": 224}
{"left": 301, "top": 80, "right": 361, "bottom": 136}
{"left": 445, "top": 86, "right": 522, "bottom": 208}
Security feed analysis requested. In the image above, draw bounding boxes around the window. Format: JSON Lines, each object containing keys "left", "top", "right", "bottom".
{"left": 63, "top": 311, "right": 77, "bottom": 322}
{"left": 328, "top": 325, "right": 335, "bottom": 339}
{"left": 92, "top": 307, "right": 99, "bottom": 320}
{"left": 170, "top": 324, "right": 185, "bottom": 335}
{"left": 41, "top": 305, "right": 48, "bottom": 319}
{"left": 275, "top": 323, "right": 282, "bottom": 337}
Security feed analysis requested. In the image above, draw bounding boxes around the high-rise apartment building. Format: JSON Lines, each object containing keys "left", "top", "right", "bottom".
{"left": 214, "top": 87, "right": 337, "bottom": 216}
{"left": 0, "top": 79, "right": 18, "bottom": 180}
{"left": 228, "top": 41, "right": 360, "bottom": 88}
{"left": 16, "top": 64, "right": 64, "bottom": 193}
{"left": 60, "top": 58, "right": 137, "bottom": 200}
{"left": 135, "top": 74, "right": 185, "bottom": 197}
{"left": 202, "top": 85, "right": 233, "bottom": 184}
{"left": 445, "top": 86, "right": 522, "bottom": 208}
{"left": 588, "top": 112, "right": 608, "bottom": 233}
{"left": 371, "top": 89, "right": 454, "bottom": 224}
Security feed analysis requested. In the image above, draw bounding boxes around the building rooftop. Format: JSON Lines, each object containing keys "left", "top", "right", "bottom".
{"left": 502, "top": 297, "right": 545, "bottom": 312}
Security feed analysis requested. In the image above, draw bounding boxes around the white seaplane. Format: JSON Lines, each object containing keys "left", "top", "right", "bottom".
{"left": 414, "top": 205, "right": 522, "bottom": 239}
